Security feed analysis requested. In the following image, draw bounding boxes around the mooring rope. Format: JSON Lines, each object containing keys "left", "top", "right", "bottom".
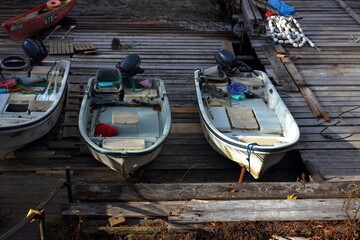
{"left": 246, "top": 143, "right": 259, "bottom": 181}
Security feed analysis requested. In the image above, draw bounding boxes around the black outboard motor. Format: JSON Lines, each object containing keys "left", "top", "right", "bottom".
{"left": 116, "top": 54, "right": 145, "bottom": 91}
{"left": 214, "top": 48, "right": 253, "bottom": 74}
{"left": 21, "top": 39, "right": 48, "bottom": 65}
{"left": 215, "top": 48, "right": 237, "bottom": 69}
{"left": 116, "top": 54, "right": 144, "bottom": 77}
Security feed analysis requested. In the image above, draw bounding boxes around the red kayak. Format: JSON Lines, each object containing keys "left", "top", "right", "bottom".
{"left": 2, "top": 0, "right": 77, "bottom": 41}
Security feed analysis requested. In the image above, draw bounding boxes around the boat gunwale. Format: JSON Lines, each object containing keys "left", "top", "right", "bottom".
{"left": 194, "top": 69, "right": 300, "bottom": 153}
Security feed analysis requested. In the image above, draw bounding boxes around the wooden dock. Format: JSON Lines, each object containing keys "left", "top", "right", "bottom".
{"left": 0, "top": 0, "right": 360, "bottom": 238}
{"left": 242, "top": 0, "right": 360, "bottom": 182}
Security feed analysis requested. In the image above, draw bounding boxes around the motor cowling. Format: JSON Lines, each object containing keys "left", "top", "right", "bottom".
{"left": 117, "top": 54, "right": 144, "bottom": 76}
{"left": 21, "top": 39, "right": 48, "bottom": 64}
{"left": 214, "top": 48, "right": 237, "bottom": 69}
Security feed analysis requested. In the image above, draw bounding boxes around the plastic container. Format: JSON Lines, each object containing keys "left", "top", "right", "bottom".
{"left": 230, "top": 93, "right": 246, "bottom": 101}
{"left": 227, "top": 82, "right": 248, "bottom": 101}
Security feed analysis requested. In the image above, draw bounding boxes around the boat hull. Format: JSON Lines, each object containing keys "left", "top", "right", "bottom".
{"left": 200, "top": 117, "right": 286, "bottom": 179}
{"left": 0, "top": 92, "right": 65, "bottom": 159}
{"left": 2, "top": 0, "right": 77, "bottom": 41}
{"left": 87, "top": 145, "right": 164, "bottom": 180}
{"left": 79, "top": 76, "right": 171, "bottom": 179}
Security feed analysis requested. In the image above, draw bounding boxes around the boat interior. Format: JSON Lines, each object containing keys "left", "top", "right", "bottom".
{"left": 17, "top": 0, "right": 71, "bottom": 20}
{"left": 85, "top": 68, "right": 167, "bottom": 151}
{"left": 200, "top": 68, "right": 294, "bottom": 146}
{"left": 0, "top": 62, "right": 65, "bottom": 126}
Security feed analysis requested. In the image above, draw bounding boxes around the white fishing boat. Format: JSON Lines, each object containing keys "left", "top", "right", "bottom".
{"left": 78, "top": 54, "right": 171, "bottom": 179}
{"left": 194, "top": 49, "right": 300, "bottom": 179}
{"left": 0, "top": 39, "right": 71, "bottom": 158}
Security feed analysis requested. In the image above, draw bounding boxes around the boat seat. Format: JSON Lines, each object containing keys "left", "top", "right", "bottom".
{"left": 208, "top": 107, "right": 231, "bottom": 132}
{"left": 237, "top": 136, "right": 283, "bottom": 145}
{"left": 93, "top": 68, "right": 122, "bottom": 95}
{"left": 112, "top": 111, "right": 140, "bottom": 133}
{"left": 8, "top": 94, "right": 36, "bottom": 104}
{"left": 230, "top": 76, "right": 263, "bottom": 87}
{"left": 102, "top": 138, "right": 145, "bottom": 151}
{"left": 28, "top": 100, "right": 53, "bottom": 112}
{"left": 230, "top": 99, "right": 282, "bottom": 134}
{"left": 112, "top": 111, "right": 139, "bottom": 125}
{"left": 124, "top": 89, "right": 157, "bottom": 98}
{"left": 226, "top": 107, "right": 259, "bottom": 130}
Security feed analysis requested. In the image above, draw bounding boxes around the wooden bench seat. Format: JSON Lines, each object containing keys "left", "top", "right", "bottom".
{"left": 226, "top": 107, "right": 259, "bottom": 130}
{"left": 8, "top": 93, "right": 36, "bottom": 104}
{"left": 28, "top": 100, "right": 54, "bottom": 112}
{"left": 230, "top": 99, "right": 283, "bottom": 135}
{"left": 237, "top": 136, "right": 285, "bottom": 145}
{"left": 102, "top": 138, "right": 145, "bottom": 151}
{"left": 124, "top": 89, "right": 157, "bottom": 98}
{"left": 112, "top": 111, "right": 139, "bottom": 125}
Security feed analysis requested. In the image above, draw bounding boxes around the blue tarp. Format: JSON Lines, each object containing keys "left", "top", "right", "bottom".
{"left": 268, "top": 0, "right": 295, "bottom": 16}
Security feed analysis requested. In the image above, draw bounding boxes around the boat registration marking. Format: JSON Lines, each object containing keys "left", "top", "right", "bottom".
{"left": 45, "top": 14, "right": 59, "bottom": 24}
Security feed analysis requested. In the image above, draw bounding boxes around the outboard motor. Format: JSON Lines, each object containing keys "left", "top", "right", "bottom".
{"left": 21, "top": 39, "right": 48, "bottom": 65}
{"left": 116, "top": 54, "right": 144, "bottom": 77}
{"left": 215, "top": 48, "right": 237, "bottom": 69}
{"left": 214, "top": 48, "right": 253, "bottom": 74}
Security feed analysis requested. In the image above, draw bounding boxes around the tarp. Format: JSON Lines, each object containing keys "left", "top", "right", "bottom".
{"left": 268, "top": 0, "right": 295, "bottom": 16}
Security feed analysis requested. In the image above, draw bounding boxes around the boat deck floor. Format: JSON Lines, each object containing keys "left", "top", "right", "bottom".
{"left": 92, "top": 106, "right": 160, "bottom": 139}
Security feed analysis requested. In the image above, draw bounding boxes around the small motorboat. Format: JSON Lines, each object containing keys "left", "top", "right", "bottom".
{"left": 0, "top": 39, "right": 71, "bottom": 158}
{"left": 194, "top": 49, "right": 300, "bottom": 179}
{"left": 78, "top": 54, "right": 171, "bottom": 179}
{"left": 2, "top": 0, "right": 77, "bottom": 41}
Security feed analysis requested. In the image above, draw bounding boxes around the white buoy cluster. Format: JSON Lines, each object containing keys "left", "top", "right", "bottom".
{"left": 267, "top": 15, "right": 315, "bottom": 48}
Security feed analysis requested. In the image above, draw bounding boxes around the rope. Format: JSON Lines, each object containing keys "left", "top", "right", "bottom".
{"left": 246, "top": 142, "right": 259, "bottom": 181}
{"left": 267, "top": 15, "right": 320, "bottom": 51}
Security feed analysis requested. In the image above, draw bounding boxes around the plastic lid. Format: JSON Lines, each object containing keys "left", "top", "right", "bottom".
{"left": 227, "top": 82, "right": 248, "bottom": 95}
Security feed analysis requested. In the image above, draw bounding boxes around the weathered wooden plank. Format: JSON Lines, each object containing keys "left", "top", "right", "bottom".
{"left": 171, "top": 123, "right": 203, "bottom": 133}
{"left": 169, "top": 199, "right": 360, "bottom": 223}
{"left": 333, "top": 0, "right": 360, "bottom": 25}
{"left": 74, "top": 182, "right": 360, "bottom": 201}
{"left": 262, "top": 45, "right": 298, "bottom": 90}
{"left": 62, "top": 201, "right": 182, "bottom": 218}
{"left": 274, "top": 45, "right": 330, "bottom": 122}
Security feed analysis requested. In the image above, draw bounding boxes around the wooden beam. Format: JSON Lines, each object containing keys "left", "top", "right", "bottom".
{"left": 221, "top": 41, "right": 235, "bottom": 55}
{"left": 262, "top": 45, "right": 298, "bottom": 91}
{"left": 333, "top": 0, "right": 360, "bottom": 25}
{"left": 273, "top": 45, "right": 331, "bottom": 122}
{"left": 171, "top": 108, "right": 198, "bottom": 114}
{"left": 74, "top": 182, "right": 360, "bottom": 201}
{"left": 169, "top": 199, "right": 360, "bottom": 224}
{"left": 302, "top": 161, "right": 325, "bottom": 183}
{"left": 62, "top": 201, "right": 182, "bottom": 218}
{"left": 171, "top": 123, "right": 203, "bottom": 134}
